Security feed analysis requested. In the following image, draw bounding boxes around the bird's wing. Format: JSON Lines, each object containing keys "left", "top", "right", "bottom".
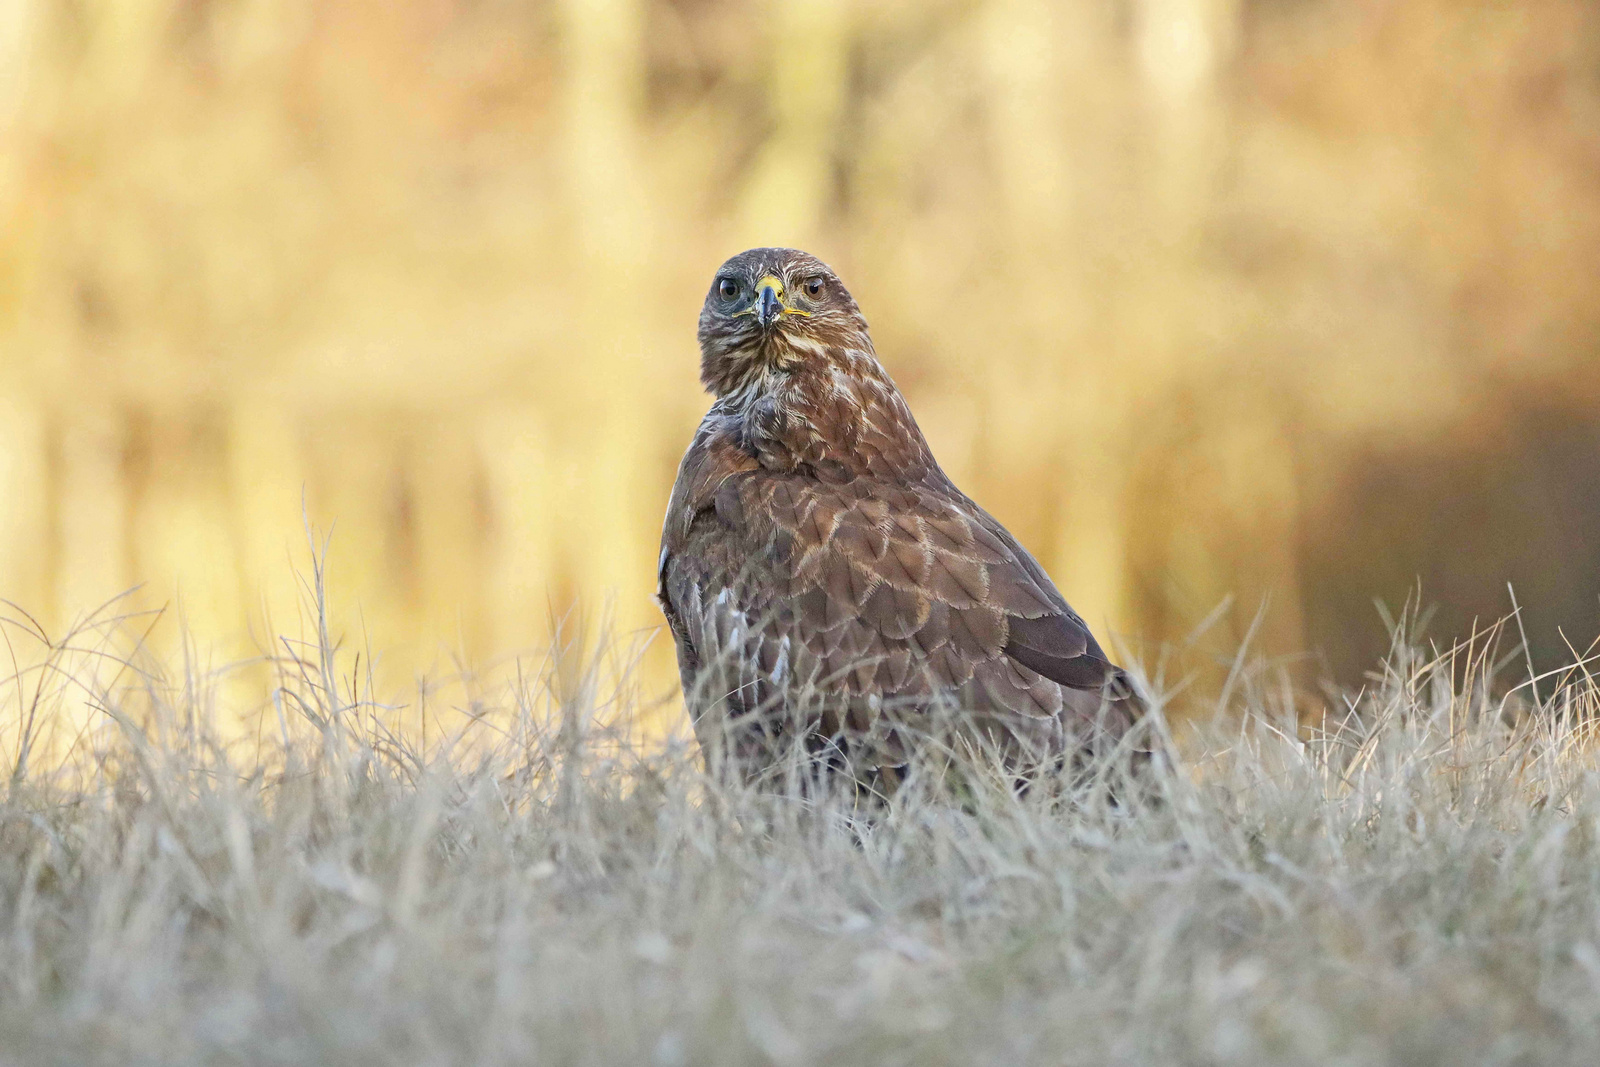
{"left": 717, "top": 470, "right": 1133, "bottom": 733}
{"left": 657, "top": 426, "right": 763, "bottom": 709}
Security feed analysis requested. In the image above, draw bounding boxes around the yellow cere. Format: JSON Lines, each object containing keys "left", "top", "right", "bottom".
{"left": 758, "top": 276, "right": 812, "bottom": 317}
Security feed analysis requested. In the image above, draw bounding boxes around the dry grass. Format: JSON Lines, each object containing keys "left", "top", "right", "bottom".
{"left": 4, "top": 559, "right": 1600, "bottom": 1066}
{"left": 7, "top": 5, "right": 1600, "bottom": 1058}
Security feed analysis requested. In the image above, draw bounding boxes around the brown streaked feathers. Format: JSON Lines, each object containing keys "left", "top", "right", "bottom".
{"left": 659, "top": 248, "right": 1144, "bottom": 785}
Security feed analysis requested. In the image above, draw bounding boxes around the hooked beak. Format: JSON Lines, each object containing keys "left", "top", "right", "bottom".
{"left": 755, "top": 276, "right": 783, "bottom": 328}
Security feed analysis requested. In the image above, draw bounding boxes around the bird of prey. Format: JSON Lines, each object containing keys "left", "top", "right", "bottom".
{"left": 658, "top": 248, "right": 1145, "bottom": 790}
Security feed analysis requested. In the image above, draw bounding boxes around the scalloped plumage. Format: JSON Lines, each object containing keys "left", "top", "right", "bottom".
{"left": 659, "top": 248, "right": 1145, "bottom": 787}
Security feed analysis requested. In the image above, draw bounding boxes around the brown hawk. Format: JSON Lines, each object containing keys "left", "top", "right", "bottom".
{"left": 658, "top": 248, "right": 1145, "bottom": 788}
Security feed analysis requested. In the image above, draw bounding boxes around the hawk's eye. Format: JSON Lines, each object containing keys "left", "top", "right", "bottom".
{"left": 717, "top": 278, "right": 740, "bottom": 302}
{"left": 803, "top": 277, "right": 825, "bottom": 299}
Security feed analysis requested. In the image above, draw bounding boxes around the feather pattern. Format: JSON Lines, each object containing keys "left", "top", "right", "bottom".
{"left": 659, "top": 248, "right": 1144, "bottom": 782}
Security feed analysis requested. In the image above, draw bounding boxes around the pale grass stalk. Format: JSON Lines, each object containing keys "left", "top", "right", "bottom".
{"left": 1, "top": 567, "right": 1599, "bottom": 1065}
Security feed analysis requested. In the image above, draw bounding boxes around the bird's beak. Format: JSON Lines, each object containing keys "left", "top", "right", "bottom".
{"left": 755, "top": 276, "right": 784, "bottom": 327}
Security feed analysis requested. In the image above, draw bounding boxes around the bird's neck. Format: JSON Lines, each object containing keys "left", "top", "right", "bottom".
{"left": 708, "top": 342, "right": 939, "bottom": 483}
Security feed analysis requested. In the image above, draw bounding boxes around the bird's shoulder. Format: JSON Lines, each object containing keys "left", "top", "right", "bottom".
{"left": 662, "top": 419, "right": 758, "bottom": 546}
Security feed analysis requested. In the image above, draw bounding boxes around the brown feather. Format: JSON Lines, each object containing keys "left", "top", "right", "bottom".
{"left": 660, "top": 247, "right": 1148, "bottom": 785}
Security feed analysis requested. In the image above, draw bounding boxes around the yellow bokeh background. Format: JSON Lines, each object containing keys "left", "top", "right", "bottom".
{"left": 3, "top": 0, "right": 1599, "bottom": 727}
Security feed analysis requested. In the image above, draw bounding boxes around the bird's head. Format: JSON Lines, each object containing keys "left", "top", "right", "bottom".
{"left": 697, "top": 248, "right": 869, "bottom": 398}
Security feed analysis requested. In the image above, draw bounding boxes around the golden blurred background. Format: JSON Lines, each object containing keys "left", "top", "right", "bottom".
{"left": 2, "top": 0, "right": 1599, "bottom": 725}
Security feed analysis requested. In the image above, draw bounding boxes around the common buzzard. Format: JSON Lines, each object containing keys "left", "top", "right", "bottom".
{"left": 658, "top": 248, "right": 1145, "bottom": 789}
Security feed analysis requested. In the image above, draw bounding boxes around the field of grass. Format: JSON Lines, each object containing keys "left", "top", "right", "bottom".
{"left": 3, "top": 566, "right": 1600, "bottom": 1066}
